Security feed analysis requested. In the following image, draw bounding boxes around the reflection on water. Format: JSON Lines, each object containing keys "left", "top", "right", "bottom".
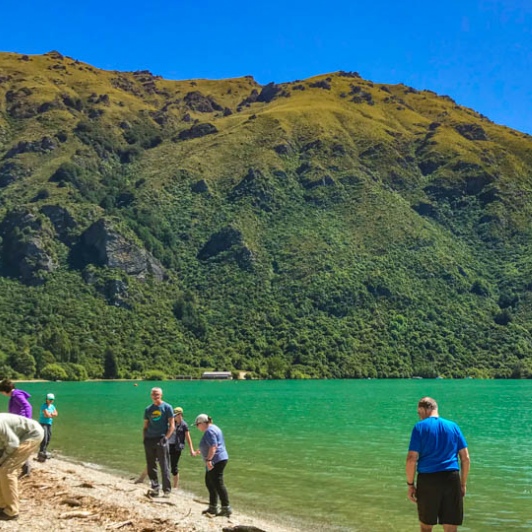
{"left": 12, "top": 379, "right": 532, "bottom": 531}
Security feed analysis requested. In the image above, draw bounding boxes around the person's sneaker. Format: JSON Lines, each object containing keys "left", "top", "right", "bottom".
{"left": 147, "top": 489, "right": 159, "bottom": 497}
{"left": 162, "top": 492, "right": 171, "bottom": 498}
{"left": 134, "top": 476, "right": 146, "bottom": 484}
{"left": 217, "top": 505, "right": 233, "bottom": 517}
{"left": 202, "top": 506, "right": 218, "bottom": 515}
{"left": 0, "top": 512, "right": 18, "bottom": 521}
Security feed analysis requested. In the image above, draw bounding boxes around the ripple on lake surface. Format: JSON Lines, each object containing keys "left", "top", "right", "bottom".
{"left": 13, "top": 379, "right": 532, "bottom": 531}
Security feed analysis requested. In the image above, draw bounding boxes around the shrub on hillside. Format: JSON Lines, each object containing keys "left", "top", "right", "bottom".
{"left": 41, "top": 363, "right": 68, "bottom": 381}
{"left": 62, "top": 363, "right": 88, "bottom": 381}
{"left": 144, "top": 369, "right": 167, "bottom": 381}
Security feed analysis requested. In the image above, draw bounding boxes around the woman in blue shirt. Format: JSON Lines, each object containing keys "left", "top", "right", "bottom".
{"left": 194, "top": 413, "right": 231, "bottom": 517}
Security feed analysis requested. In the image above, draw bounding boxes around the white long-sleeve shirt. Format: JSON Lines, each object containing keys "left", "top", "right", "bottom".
{"left": 0, "top": 413, "right": 44, "bottom": 466}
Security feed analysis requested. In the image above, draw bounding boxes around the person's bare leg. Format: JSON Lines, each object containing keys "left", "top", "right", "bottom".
{"left": 173, "top": 473, "right": 179, "bottom": 489}
{"left": 442, "top": 525, "right": 458, "bottom": 532}
{"left": 420, "top": 523, "right": 433, "bottom": 532}
{"left": 134, "top": 469, "right": 147, "bottom": 484}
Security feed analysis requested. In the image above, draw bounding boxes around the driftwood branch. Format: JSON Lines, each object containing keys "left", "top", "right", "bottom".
{"left": 59, "top": 510, "right": 93, "bottom": 519}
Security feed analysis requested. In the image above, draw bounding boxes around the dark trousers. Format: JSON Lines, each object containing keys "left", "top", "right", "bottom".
{"left": 205, "top": 459, "right": 229, "bottom": 507}
{"left": 39, "top": 424, "right": 52, "bottom": 453}
{"left": 144, "top": 437, "right": 171, "bottom": 493}
{"left": 169, "top": 445, "right": 182, "bottom": 476}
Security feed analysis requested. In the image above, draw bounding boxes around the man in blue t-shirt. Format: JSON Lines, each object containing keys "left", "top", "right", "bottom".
{"left": 406, "top": 397, "right": 470, "bottom": 532}
{"left": 143, "top": 387, "right": 175, "bottom": 497}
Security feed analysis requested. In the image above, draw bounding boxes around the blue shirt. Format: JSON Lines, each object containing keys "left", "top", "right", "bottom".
{"left": 409, "top": 416, "right": 467, "bottom": 473}
{"left": 144, "top": 402, "right": 174, "bottom": 438}
{"left": 199, "top": 424, "right": 229, "bottom": 465}
{"left": 39, "top": 403, "right": 56, "bottom": 425}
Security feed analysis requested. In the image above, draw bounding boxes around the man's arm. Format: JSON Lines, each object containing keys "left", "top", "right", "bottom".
{"left": 165, "top": 415, "right": 175, "bottom": 440}
{"left": 142, "top": 419, "right": 149, "bottom": 439}
{"left": 458, "top": 447, "right": 470, "bottom": 497}
{"left": 405, "top": 450, "right": 418, "bottom": 503}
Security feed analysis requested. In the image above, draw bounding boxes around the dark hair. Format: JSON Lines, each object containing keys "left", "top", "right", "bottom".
{"left": 418, "top": 397, "right": 438, "bottom": 410}
{"left": 0, "top": 379, "right": 15, "bottom": 393}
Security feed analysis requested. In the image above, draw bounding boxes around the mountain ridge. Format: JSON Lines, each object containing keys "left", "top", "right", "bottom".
{"left": 1, "top": 50, "right": 532, "bottom": 380}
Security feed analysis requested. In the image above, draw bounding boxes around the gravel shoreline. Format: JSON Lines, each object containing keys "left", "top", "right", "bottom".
{"left": 12, "top": 455, "right": 303, "bottom": 531}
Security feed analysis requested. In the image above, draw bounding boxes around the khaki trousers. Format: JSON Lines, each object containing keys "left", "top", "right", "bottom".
{"left": 0, "top": 439, "right": 42, "bottom": 516}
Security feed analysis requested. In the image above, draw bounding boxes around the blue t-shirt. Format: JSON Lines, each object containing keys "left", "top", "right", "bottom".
{"left": 39, "top": 403, "right": 56, "bottom": 425}
{"left": 168, "top": 419, "right": 189, "bottom": 449}
{"left": 144, "top": 401, "right": 174, "bottom": 438}
{"left": 409, "top": 416, "right": 467, "bottom": 473}
{"left": 199, "top": 424, "right": 229, "bottom": 465}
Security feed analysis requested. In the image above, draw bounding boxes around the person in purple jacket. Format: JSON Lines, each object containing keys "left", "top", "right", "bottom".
{"left": 0, "top": 380, "right": 33, "bottom": 477}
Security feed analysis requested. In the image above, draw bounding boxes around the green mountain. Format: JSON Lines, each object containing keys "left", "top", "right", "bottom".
{"left": 1, "top": 50, "right": 532, "bottom": 380}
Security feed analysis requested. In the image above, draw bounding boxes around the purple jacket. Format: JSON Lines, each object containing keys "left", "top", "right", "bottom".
{"left": 9, "top": 389, "right": 32, "bottom": 418}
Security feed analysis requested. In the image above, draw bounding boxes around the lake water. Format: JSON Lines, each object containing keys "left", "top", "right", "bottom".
{"left": 11, "top": 380, "right": 532, "bottom": 531}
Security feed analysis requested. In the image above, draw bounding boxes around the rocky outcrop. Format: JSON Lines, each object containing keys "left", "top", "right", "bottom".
{"left": 256, "top": 83, "right": 283, "bottom": 103}
{"left": 76, "top": 219, "right": 165, "bottom": 281}
{"left": 3, "top": 136, "right": 58, "bottom": 159}
{"left": 197, "top": 226, "right": 255, "bottom": 270}
{"left": 0, "top": 160, "right": 31, "bottom": 187}
{"left": 103, "top": 279, "right": 131, "bottom": 309}
{"left": 176, "top": 123, "right": 218, "bottom": 141}
{"left": 229, "top": 168, "right": 276, "bottom": 211}
{"left": 296, "top": 162, "right": 336, "bottom": 189}
{"left": 191, "top": 179, "right": 210, "bottom": 194}
{"left": 412, "top": 202, "right": 438, "bottom": 219}
{"left": 454, "top": 123, "right": 488, "bottom": 141}
{"left": 184, "top": 91, "right": 223, "bottom": 113}
{"left": 273, "top": 143, "right": 292, "bottom": 155}
{"left": 0, "top": 210, "right": 57, "bottom": 285}
{"left": 40, "top": 205, "right": 77, "bottom": 245}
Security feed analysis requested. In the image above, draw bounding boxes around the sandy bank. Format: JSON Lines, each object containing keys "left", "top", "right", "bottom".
{"left": 12, "top": 455, "right": 303, "bottom": 531}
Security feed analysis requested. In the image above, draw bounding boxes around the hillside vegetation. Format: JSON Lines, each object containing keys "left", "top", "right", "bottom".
{"left": 1, "top": 50, "right": 532, "bottom": 380}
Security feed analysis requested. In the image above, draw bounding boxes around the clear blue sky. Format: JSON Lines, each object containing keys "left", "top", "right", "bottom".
{"left": 2, "top": 1, "right": 531, "bottom": 133}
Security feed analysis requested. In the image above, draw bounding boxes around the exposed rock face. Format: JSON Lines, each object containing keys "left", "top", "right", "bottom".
{"left": 229, "top": 168, "right": 276, "bottom": 211}
{"left": 183, "top": 91, "right": 223, "bottom": 113}
{"left": 3, "top": 136, "right": 58, "bottom": 159}
{"left": 197, "top": 226, "right": 243, "bottom": 260}
{"left": 454, "top": 123, "right": 488, "bottom": 141}
{"left": 191, "top": 179, "right": 210, "bottom": 194}
{"left": 103, "top": 279, "right": 131, "bottom": 309}
{"left": 77, "top": 219, "right": 165, "bottom": 281}
{"left": 176, "top": 123, "right": 218, "bottom": 141}
{"left": 256, "top": 83, "right": 283, "bottom": 103}
{"left": 40, "top": 205, "right": 77, "bottom": 245}
{"left": 0, "top": 160, "right": 31, "bottom": 187}
{"left": 197, "top": 226, "right": 255, "bottom": 270}
{"left": 238, "top": 89, "right": 259, "bottom": 108}
{"left": 412, "top": 202, "right": 438, "bottom": 218}
{"left": 273, "top": 143, "right": 291, "bottom": 155}
{"left": 296, "top": 162, "right": 336, "bottom": 189}
{"left": 0, "top": 210, "right": 57, "bottom": 285}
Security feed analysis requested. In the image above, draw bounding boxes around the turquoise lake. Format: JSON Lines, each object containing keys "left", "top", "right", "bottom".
{"left": 11, "top": 380, "right": 532, "bottom": 531}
